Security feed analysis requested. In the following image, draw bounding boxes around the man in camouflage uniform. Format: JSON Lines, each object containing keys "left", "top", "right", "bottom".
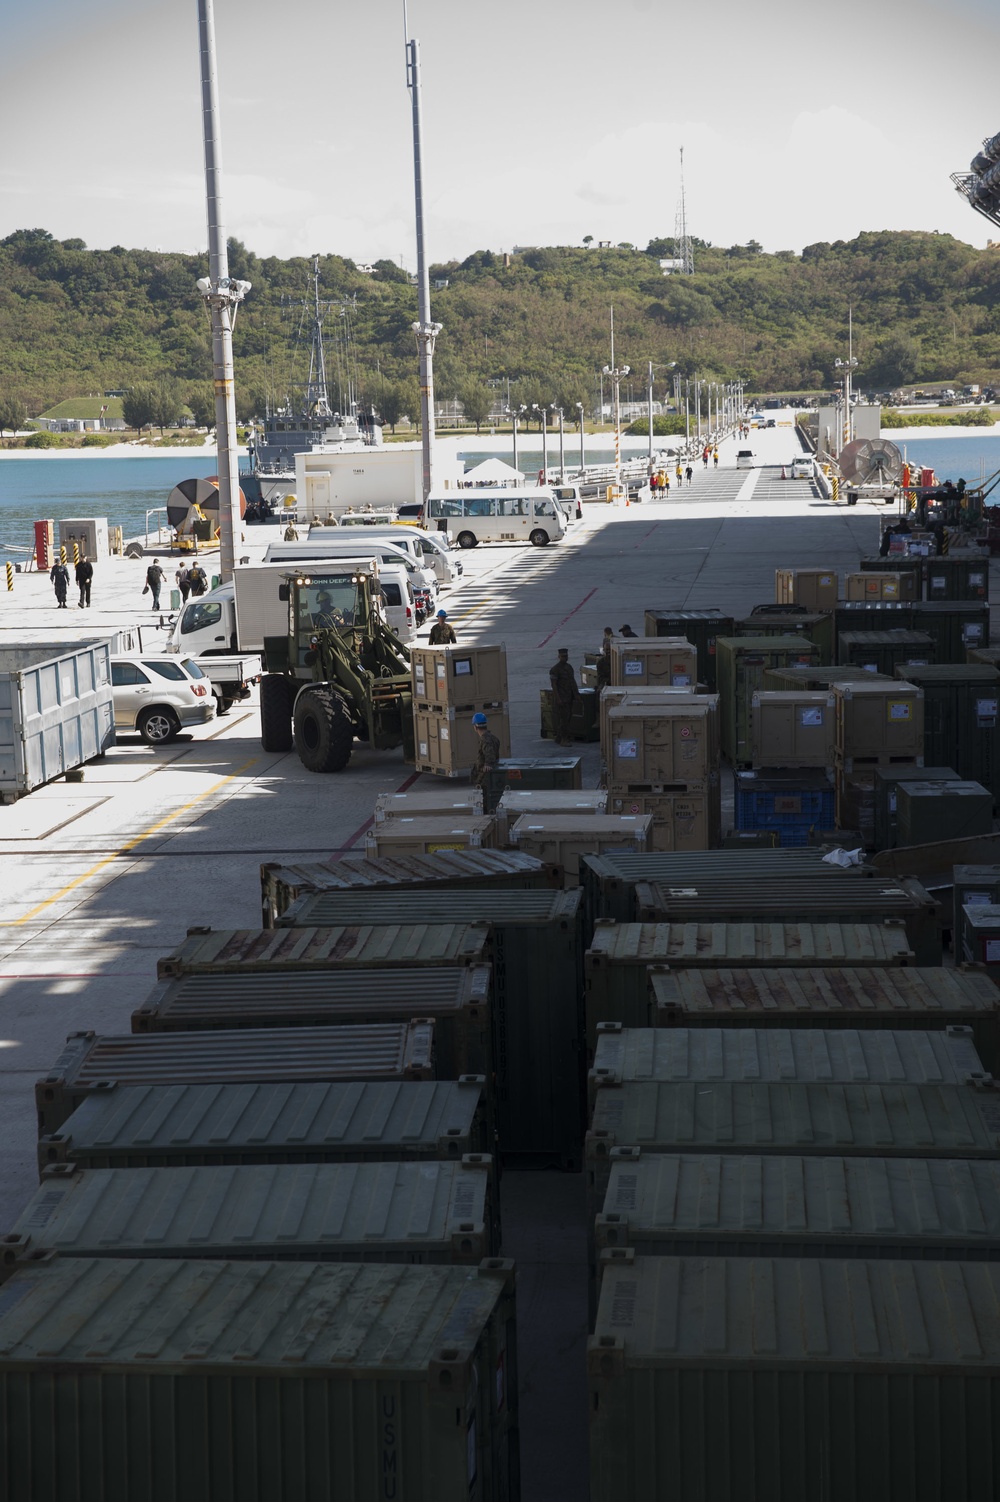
{"left": 549, "top": 647, "right": 580, "bottom": 746}
{"left": 470, "top": 712, "right": 500, "bottom": 789}
{"left": 429, "top": 609, "right": 457, "bottom": 645}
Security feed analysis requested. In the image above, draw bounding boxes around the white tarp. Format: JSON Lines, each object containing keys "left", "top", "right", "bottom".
{"left": 462, "top": 457, "right": 525, "bottom": 486}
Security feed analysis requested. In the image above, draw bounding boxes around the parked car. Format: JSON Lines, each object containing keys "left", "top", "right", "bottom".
{"left": 110, "top": 655, "right": 216, "bottom": 744}
{"left": 736, "top": 450, "right": 755, "bottom": 469}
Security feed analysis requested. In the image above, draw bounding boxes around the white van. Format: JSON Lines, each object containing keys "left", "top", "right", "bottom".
{"left": 307, "top": 527, "right": 461, "bottom": 588}
{"left": 425, "top": 488, "right": 567, "bottom": 547}
{"left": 791, "top": 455, "right": 814, "bottom": 480}
{"left": 549, "top": 484, "right": 584, "bottom": 524}
{"left": 264, "top": 540, "right": 437, "bottom": 602}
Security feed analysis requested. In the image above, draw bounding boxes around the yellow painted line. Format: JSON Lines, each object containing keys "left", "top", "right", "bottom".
{"left": 10, "top": 758, "right": 258, "bottom": 927}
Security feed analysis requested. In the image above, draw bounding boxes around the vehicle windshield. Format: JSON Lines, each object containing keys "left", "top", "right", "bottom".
{"left": 296, "top": 575, "right": 361, "bottom": 631}
{"left": 181, "top": 600, "right": 222, "bottom": 634}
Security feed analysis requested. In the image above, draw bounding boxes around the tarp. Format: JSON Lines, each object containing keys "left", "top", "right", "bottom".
{"left": 463, "top": 457, "right": 525, "bottom": 486}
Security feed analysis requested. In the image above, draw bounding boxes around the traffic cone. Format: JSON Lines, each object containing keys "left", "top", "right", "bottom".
{"left": 780, "top": 465, "right": 787, "bottom": 480}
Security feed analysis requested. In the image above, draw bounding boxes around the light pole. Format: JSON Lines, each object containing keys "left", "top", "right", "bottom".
{"left": 555, "top": 407, "right": 565, "bottom": 481}
{"left": 405, "top": 34, "right": 441, "bottom": 502}
{"left": 834, "top": 356, "right": 858, "bottom": 453}
{"left": 647, "top": 360, "right": 677, "bottom": 470}
{"left": 575, "top": 402, "right": 585, "bottom": 472}
{"left": 684, "top": 379, "right": 691, "bottom": 444}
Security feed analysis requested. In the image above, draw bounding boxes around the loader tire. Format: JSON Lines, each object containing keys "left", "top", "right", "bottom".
{"left": 260, "top": 674, "right": 294, "bottom": 752}
{"left": 293, "top": 687, "right": 354, "bottom": 773}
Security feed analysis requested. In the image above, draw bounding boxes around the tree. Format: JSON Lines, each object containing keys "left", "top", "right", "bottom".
{"left": 460, "top": 380, "right": 491, "bottom": 433}
{"left": 397, "top": 377, "right": 422, "bottom": 430}
{"left": 373, "top": 258, "right": 411, "bottom": 285}
{"left": 150, "top": 383, "right": 183, "bottom": 433}
{"left": 122, "top": 385, "right": 157, "bottom": 433}
{"left": 582, "top": 235, "right": 594, "bottom": 247}
{"left": 186, "top": 383, "right": 216, "bottom": 429}
{"left": 866, "top": 334, "right": 920, "bottom": 389}
{"left": 378, "top": 383, "right": 405, "bottom": 433}
{"left": 0, "top": 393, "right": 29, "bottom": 436}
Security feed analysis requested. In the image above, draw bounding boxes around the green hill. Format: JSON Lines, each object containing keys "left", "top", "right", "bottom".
{"left": 1, "top": 227, "right": 998, "bottom": 420}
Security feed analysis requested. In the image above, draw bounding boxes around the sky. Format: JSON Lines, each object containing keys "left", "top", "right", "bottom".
{"left": 0, "top": 0, "right": 997, "bottom": 265}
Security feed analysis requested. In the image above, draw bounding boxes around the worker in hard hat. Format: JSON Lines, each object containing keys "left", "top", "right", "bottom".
{"left": 429, "top": 609, "right": 457, "bottom": 645}
{"left": 470, "top": 712, "right": 500, "bottom": 789}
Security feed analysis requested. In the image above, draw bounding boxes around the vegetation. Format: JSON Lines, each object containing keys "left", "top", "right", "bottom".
{"left": 0, "top": 227, "right": 999, "bottom": 426}
{"left": 881, "top": 407, "right": 997, "bottom": 428}
{"left": 626, "top": 414, "right": 688, "bottom": 437}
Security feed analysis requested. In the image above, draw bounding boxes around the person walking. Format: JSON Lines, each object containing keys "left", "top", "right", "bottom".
{"left": 144, "top": 559, "right": 165, "bottom": 610}
{"left": 619, "top": 623, "right": 638, "bottom": 638}
{"left": 429, "top": 609, "right": 457, "bottom": 645}
{"left": 188, "top": 562, "right": 208, "bottom": 597}
{"left": 283, "top": 521, "right": 299, "bottom": 541}
{"left": 549, "top": 647, "right": 580, "bottom": 747}
{"left": 702, "top": 447, "right": 710, "bottom": 468}
{"left": 50, "top": 560, "right": 69, "bottom": 608}
{"left": 75, "top": 554, "right": 93, "bottom": 608}
{"left": 713, "top": 448, "right": 719, "bottom": 468}
{"left": 675, "top": 462, "right": 683, "bottom": 487}
{"left": 176, "top": 564, "right": 191, "bottom": 603}
{"left": 685, "top": 465, "right": 694, "bottom": 485}
{"left": 470, "top": 712, "right": 500, "bottom": 790}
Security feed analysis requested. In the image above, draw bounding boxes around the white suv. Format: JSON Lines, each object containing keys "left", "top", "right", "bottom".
{"left": 110, "top": 656, "right": 216, "bottom": 743}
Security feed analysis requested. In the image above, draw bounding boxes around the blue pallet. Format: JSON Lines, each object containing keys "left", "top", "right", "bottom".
{"left": 735, "top": 776, "right": 835, "bottom": 848}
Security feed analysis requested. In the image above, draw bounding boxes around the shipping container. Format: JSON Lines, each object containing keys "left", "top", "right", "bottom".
{"left": 608, "top": 638, "right": 698, "bottom": 688}
{"left": 834, "top": 602, "right": 915, "bottom": 647}
{"left": 898, "top": 779, "right": 993, "bottom": 846}
{"left": 11, "top": 1157, "right": 497, "bottom": 1264}
{"left": 494, "top": 789, "right": 607, "bottom": 846}
{"left": 967, "top": 646, "right": 1000, "bottom": 671}
{"left": 911, "top": 599, "right": 990, "bottom": 661}
{"left": 604, "top": 702, "right": 718, "bottom": 785}
{"left": 649, "top": 965, "right": 1000, "bottom": 1070}
{"left": 0, "top": 1255, "right": 519, "bottom": 1502}
{"left": 366, "top": 814, "right": 496, "bottom": 856}
{"left": 735, "top": 609, "right": 834, "bottom": 662}
{"left": 844, "top": 570, "right": 918, "bottom": 601}
{"left": 954, "top": 864, "right": 1000, "bottom": 935}
{"left": 764, "top": 664, "right": 892, "bottom": 692}
{"left": 720, "top": 829, "right": 778, "bottom": 848}
{"left": 480, "top": 757, "right": 582, "bottom": 812}
{"left": 510, "top": 813, "right": 653, "bottom": 885}
{"left": 373, "top": 788, "right": 484, "bottom": 821}
{"left": 859, "top": 553, "right": 924, "bottom": 587}
{"left": 585, "top": 921, "right": 916, "bottom": 1047}
{"left": 595, "top": 1152, "right": 1000, "bottom": 1261}
{"left": 894, "top": 663, "right": 1000, "bottom": 807}
{"left": 735, "top": 769, "right": 836, "bottom": 845}
{"left": 631, "top": 875, "right": 941, "bottom": 964}
{"left": 834, "top": 679, "right": 924, "bottom": 766}
{"left": 750, "top": 691, "right": 836, "bottom": 769}
{"left": 925, "top": 552, "right": 990, "bottom": 601}
{"left": 774, "top": 567, "right": 838, "bottom": 612}
{"left": 874, "top": 765, "right": 958, "bottom": 851}
{"left": 606, "top": 785, "right": 719, "bottom": 852}
{"left": 589, "top": 1252, "right": 1000, "bottom": 1502}
{"left": 539, "top": 684, "right": 600, "bottom": 743}
{"left": 962, "top": 903, "right": 1000, "bottom": 970}
{"left": 411, "top": 642, "right": 508, "bottom": 707}
{"left": 716, "top": 636, "right": 821, "bottom": 768}
{"left": 580, "top": 848, "right": 865, "bottom": 929}
{"left": 413, "top": 705, "right": 512, "bottom": 777}
{"left": 37, "top": 1023, "right": 439, "bottom": 1136}
{"left": 260, "top": 849, "right": 558, "bottom": 926}
{"left": 269, "top": 888, "right": 586, "bottom": 1168}
{"left": 598, "top": 687, "right": 715, "bottom": 757}
{"left": 589, "top": 1024, "right": 984, "bottom": 1097}
{"left": 133, "top": 966, "right": 492, "bottom": 1079}
{"left": 0, "top": 640, "right": 115, "bottom": 802}
{"left": 838, "top": 629, "right": 936, "bottom": 676}
{"left": 834, "top": 762, "right": 877, "bottom": 846}
{"left": 642, "top": 609, "right": 733, "bottom": 689}
{"left": 158, "top": 923, "right": 491, "bottom": 979}
{"left": 38, "top": 1077, "right": 491, "bottom": 1174}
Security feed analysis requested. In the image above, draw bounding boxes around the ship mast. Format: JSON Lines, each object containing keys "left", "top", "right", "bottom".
{"left": 305, "top": 255, "right": 332, "bottom": 418}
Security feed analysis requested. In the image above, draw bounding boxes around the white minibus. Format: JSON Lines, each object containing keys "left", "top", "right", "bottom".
{"left": 425, "top": 488, "right": 566, "bottom": 548}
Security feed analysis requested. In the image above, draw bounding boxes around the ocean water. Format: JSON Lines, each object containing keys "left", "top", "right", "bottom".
{"left": 889, "top": 434, "right": 1000, "bottom": 486}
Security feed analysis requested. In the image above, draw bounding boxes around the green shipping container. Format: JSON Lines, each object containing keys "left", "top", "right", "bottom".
{"left": 954, "top": 864, "right": 1000, "bottom": 935}
{"left": 716, "top": 636, "right": 821, "bottom": 768}
{"left": 584, "top": 921, "right": 916, "bottom": 1049}
{"left": 157, "top": 923, "right": 490, "bottom": 979}
{"left": 0, "top": 1255, "right": 519, "bottom": 1502}
{"left": 897, "top": 780, "right": 993, "bottom": 847}
{"left": 643, "top": 609, "right": 734, "bottom": 690}
{"left": 10, "top": 1157, "right": 497, "bottom": 1264}
{"left": 260, "top": 848, "right": 558, "bottom": 926}
{"left": 873, "top": 765, "right": 958, "bottom": 851}
{"left": 589, "top": 1253, "right": 1000, "bottom": 1502}
{"left": 925, "top": 553, "right": 990, "bottom": 601}
{"left": 764, "top": 665, "right": 893, "bottom": 692}
{"left": 859, "top": 552, "right": 924, "bottom": 587}
{"left": 273, "top": 889, "right": 586, "bottom": 1169}
{"left": 894, "top": 663, "right": 1000, "bottom": 807}
{"left": 736, "top": 609, "right": 834, "bottom": 662}
{"left": 540, "top": 685, "right": 601, "bottom": 742}
{"left": 838, "top": 629, "right": 935, "bottom": 676}
{"left": 38, "top": 1078, "right": 491, "bottom": 1175}
{"left": 834, "top": 600, "right": 914, "bottom": 647}
{"left": 480, "top": 756, "right": 583, "bottom": 811}
{"left": 910, "top": 599, "right": 990, "bottom": 661}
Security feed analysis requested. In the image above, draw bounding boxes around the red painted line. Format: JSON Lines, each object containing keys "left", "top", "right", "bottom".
{"left": 537, "top": 587, "right": 598, "bottom": 648}
{"left": 340, "top": 769, "right": 422, "bottom": 852}
{"left": 633, "top": 524, "right": 658, "bottom": 548}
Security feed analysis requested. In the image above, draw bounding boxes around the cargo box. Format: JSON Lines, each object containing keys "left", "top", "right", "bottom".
{"left": 642, "top": 609, "right": 734, "bottom": 689}
{"left": 834, "top": 763, "right": 877, "bottom": 846}
{"left": 751, "top": 691, "right": 836, "bottom": 769}
{"left": 954, "top": 864, "right": 1000, "bottom": 935}
{"left": 11, "top": 1157, "right": 497, "bottom": 1264}
{"left": 495, "top": 788, "right": 607, "bottom": 846}
{"left": 608, "top": 638, "right": 698, "bottom": 688}
{"left": 734, "top": 769, "right": 836, "bottom": 846}
{"left": 604, "top": 702, "right": 718, "bottom": 785}
{"left": 735, "top": 609, "right": 834, "bottom": 662}
{"left": 595, "top": 1152, "right": 1000, "bottom": 1262}
{"left": 367, "top": 814, "right": 497, "bottom": 856}
{"left": 585, "top": 921, "right": 916, "bottom": 1047}
{"left": 606, "top": 785, "right": 719, "bottom": 852}
{"left": 158, "top": 923, "right": 491, "bottom": 979}
{"left": 911, "top": 599, "right": 990, "bottom": 661}
{"left": 962, "top": 903, "right": 1000, "bottom": 970}
{"left": 925, "top": 553, "right": 990, "bottom": 601}
{"left": 414, "top": 706, "right": 512, "bottom": 777}
{"left": 0, "top": 639, "right": 115, "bottom": 802}
{"left": 269, "top": 888, "right": 587, "bottom": 1168}
{"left": 36, "top": 1022, "right": 439, "bottom": 1136}
{"left": 38, "top": 1077, "right": 491, "bottom": 1174}
{"left": 834, "top": 679, "right": 924, "bottom": 765}
{"left": 539, "top": 684, "right": 600, "bottom": 742}
{"left": 261, "top": 849, "right": 557, "bottom": 926}
{"left": 838, "top": 629, "right": 935, "bottom": 676}
{"left": 599, "top": 687, "right": 715, "bottom": 762}
{"left": 834, "top": 601, "right": 914, "bottom": 644}
{"left": 510, "top": 813, "right": 653, "bottom": 885}
{"left": 589, "top": 1253, "right": 1000, "bottom": 1502}
{"left": 898, "top": 780, "right": 993, "bottom": 847}
{"left": 480, "top": 756, "right": 582, "bottom": 812}
{"left": 133, "top": 966, "right": 492, "bottom": 1079}
{"left": 873, "top": 765, "right": 958, "bottom": 851}
{"left": 716, "top": 635, "right": 821, "bottom": 768}
{"left": 859, "top": 552, "right": 924, "bottom": 586}
{"left": 845, "top": 570, "right": 918, "bottom": 601}
{"left": 411, "top": 642, "right": 508, "bottom": 707}
{"left": 894, "top": 663, "right": 1000, "bottom": 807}
{"left": 763, "top": 664, "right": 893, "bottom": 692}
{"left": 649, "top": 965, "right": 1000, "bottom": 1071}
{"left": 0, "top": 1255, "right": 519, "bottom": 1502}
{"left": 774, "top": 567, "right": 838, "bottom": 612}
{"left": 631, "top": 875, "right": 941, "bottom": 964}
{"left": 373, "top": 788, "right": 484, "bottom": 821}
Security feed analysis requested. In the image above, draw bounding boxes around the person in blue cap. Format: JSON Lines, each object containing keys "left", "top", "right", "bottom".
{"left": 429, "top": 608, "right": 457, "bottom": 645}
{"left": 470, "top": 711, "right": 500, "bottom": 789}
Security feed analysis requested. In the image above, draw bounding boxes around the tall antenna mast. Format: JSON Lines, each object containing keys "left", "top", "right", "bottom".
{"left": 305, "top": 255, "right": 332, "bottom": 417}
{"left": 675, "top": 147, "right": 694, "bottom": 275}
{"left": 405, "top": 28, "right": 441, "bottom": 502}
{"left": 195, "top": 0, "right": 249, "bottom": 582}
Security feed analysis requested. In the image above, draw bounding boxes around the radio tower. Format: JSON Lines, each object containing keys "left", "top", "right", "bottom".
{"left": 674, "top": 147, "right": 694, "bottom": 274}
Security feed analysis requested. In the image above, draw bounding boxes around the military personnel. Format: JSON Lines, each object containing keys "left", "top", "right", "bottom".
{"left": 429, "top": 609, "right": 457, "bottom": 645}
{"left": 549, "top": 647, "right": 580, "bottom": 746}
{"left": 596, "top": 627, "right": 614, "bottom": 693}
{"left": 470, "top": 712, "right": 500, "bottom": 789}
{"left": 619, "top": 623, "right": 638, "bottom": 638}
